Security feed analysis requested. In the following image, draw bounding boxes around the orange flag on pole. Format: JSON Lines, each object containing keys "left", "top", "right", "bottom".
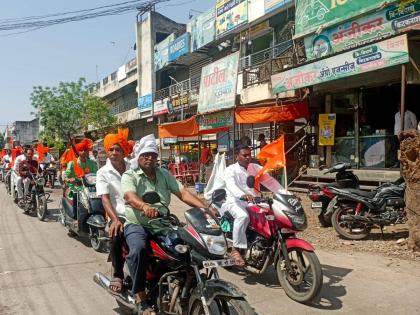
{"left": 255, "top": 135, "right": 286, "bottom": 188}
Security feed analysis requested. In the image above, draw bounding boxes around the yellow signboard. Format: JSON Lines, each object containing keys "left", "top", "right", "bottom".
{"left": 319, "top": 113, "right": 336, "bottom": 146}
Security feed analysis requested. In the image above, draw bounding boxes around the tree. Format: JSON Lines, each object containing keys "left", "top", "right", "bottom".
{"left": 31, "top": 78, "right": 116, "bottom": 146}
{"left": 399, "top": 130, "right": 420, "bottom": 253}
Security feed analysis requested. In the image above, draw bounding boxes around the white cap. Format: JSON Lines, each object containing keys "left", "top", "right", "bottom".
{"left": 130, "top": 134, "right": 159, "bottom": 169}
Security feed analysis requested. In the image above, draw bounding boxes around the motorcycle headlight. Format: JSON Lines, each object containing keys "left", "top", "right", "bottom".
{"left": 37, "top": 178, "right": 46, "bottom": 186}
{"left": 200, "top": 233, "right": 227, "bottom": 256}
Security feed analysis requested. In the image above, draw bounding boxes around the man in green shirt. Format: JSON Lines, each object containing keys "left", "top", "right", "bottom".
{"left": 122, "top": 134, "right": 205, "bottom": 315}
{"left": 64, "top": 138, "right": 98, "bottom": 219}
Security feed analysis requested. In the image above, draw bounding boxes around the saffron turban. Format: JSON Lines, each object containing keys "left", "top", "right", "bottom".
{"left": 103, "top": 128, "right": 133, "bottom": 157}
{"left": 75, "top": 138, "right": 93, "bottom": 153}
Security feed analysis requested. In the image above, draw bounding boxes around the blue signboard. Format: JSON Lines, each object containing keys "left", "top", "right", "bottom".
{"left": 168, "top": 33, "right": 190, "bottom": 62}
{"left": 138, "top": 94, "right": 153, "bottom": 112}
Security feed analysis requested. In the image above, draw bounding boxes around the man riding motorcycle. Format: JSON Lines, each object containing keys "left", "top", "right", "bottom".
{"left": 221, "top": 145, "right": 287, "bottom": 266}
{"left": 96, "top": 129, "right": 133, "bottom": 295}
{"left": 15, "top": 148, "right": 39, "bottom": 204}
{"left": 121, "top": 134, "right": 206, "bottom": 315}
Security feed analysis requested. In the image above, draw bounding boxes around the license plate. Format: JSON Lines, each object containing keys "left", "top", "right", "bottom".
{"left": 202, "top": 259, "right": 235, "bottom": 268}
{"left": 311, "top": 202, "right": 322, "bottom": 208}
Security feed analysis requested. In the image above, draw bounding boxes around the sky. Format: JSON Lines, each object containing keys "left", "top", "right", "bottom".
{"left": 0, "top": 0, "right": 214, "bottom": 131}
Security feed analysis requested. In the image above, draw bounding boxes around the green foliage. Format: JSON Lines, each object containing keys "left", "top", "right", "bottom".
{"left": 31, "top": 78, "right": 116, "bottom": 144}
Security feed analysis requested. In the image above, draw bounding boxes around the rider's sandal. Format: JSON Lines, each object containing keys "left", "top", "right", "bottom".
{"left": 229, "top": 249, "right": 245, "bottom": 267}
{"left": 137, "top": 301, "right": 156, "bottom": 315}
{"left": 108, "top": 278, "right": 123, "bottom": 296}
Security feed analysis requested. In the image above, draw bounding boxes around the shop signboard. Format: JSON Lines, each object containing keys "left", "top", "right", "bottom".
{"left": 154, "top": 34, "right": 174, "bottom": 71}
{"left": 170, "top": 94, "right": 189, "bottom": 109}
{"left": 304, "top": 2, "right": 420, "bottom": 60}
{"left": 188, "top": 8, "right": 216, "bottom": 51}
{"left": 272, "top": 34, "right": 409, "bottom": 94}
{"left": 153, "top": 98, "right": 169, "bottom": 116}
{"left": 197, "top": 52, "right": 240, "bottom": 114}
{"left": 249, "top": 0, "right": 292, "bottom": 22}
{"left": 138, "top": 94, "right": 153, "bottom": 112}
{"left": 216, "top": 0, "right": 248, "bottom": 38}
{"left": 199, "top": 110, "right": 233, "bottom": 131}
{"left": 265, "top": 0, "right": 292, "bottom": 14}
{"left": 319, "top": 113, "right": 336, "bottom": 146}
{"left": 295, "top": 0, "right": 389, "bottom": 38}
{"left": 168, "top": 33, "right": 190, "bottom": 62}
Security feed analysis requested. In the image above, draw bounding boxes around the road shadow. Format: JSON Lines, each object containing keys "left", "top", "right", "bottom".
{"left": 226, "top": 265, "right": 280, "bottom": 289}
{"left": 311, "top": 264, "right": 353, "bottom": 310}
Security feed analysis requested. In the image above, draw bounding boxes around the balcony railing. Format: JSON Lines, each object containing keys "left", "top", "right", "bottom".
{"left": 239, "top": 40, "right": 293, "bottom": 70}
{"left": 154, "top": 76, "right": 201, "bottom": 101}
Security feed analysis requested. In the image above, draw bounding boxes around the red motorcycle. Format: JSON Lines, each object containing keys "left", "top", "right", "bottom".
{"left": 217, "top": 176, "right": 323, "bottom": 304}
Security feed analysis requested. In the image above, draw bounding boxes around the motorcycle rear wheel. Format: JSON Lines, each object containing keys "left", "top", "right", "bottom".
{"left": 332, "top": 205, "right": 371, "bottom": 240}
{"left": 190, "top": 296, "right": 255, "bottom": 315}
{"left": 37, "top": 195, "right": 48, "bottom": 221}
{"left": 276, "top": 248, "right": 323, "bottom": 304}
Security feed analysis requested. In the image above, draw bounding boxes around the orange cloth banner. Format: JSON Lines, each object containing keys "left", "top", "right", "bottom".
{"left": 235, "top": 100, "right": 309, "bottom": 124}
{"left": 158, "top": 116, "right": 199, "bottom": 138}
{"left": 255, "top": 135, "right": 286, "bottom": 188}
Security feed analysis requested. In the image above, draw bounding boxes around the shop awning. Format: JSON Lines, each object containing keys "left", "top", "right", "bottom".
{"left": 158, "top": 116, "right": 229, "bottom": 138}
{"left": 235, "top": 100, "right": 309, "bottom": 124}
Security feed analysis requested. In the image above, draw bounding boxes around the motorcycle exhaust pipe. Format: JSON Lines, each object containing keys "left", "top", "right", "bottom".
{"left": 93, "top": 273, "right": 136, "bottom": 311}
{"left": 341, "top": 215, "right": 371, "bottom": 223}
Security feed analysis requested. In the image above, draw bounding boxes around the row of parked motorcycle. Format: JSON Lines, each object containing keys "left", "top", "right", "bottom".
{"left": 308, "top": 163, "right": 407, "bottom": 240}
{"left": 0, "top": 162, "right": 56, "bottom": 220}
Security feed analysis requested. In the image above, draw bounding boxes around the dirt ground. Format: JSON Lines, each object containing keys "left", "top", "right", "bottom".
{"left": 296, "top": 193, "right": 420, "bottom": 261}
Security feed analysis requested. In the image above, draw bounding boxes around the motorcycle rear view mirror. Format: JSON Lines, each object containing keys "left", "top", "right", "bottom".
{"left": 142, "top": 191, "right": 161, "bottom": 204}
{"left": 246, "top": 175, "right": 255, "bottom": 189}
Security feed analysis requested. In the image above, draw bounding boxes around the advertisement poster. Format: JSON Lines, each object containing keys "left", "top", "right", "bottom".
{"left": 216, "top": 0, "right": 248, "bottom": 38}
{"left": 138, "top": 94, "right": 153, "bottom": 112}
{"left": 188, "top": 8, "right": 216, "bottom": 51}
{"left": 168, "top": 33, "right": 190, "bottom": 62}
{"left": 153, "top": 99, "right": 169, "bottom": 116}
{"left": 154, "top": 34, "right": 174, "bottom": 71}
{"left": 295, "top": 0, "right": 386, "bottom": 38}
{"left": 304, "top": 2, "right": 420, "bottom": 60}
{"left": 199, "top": 110, "right": 233, "bottom": 131}
{"left": 272, "top": 35, "right": 409, "bottom": 94}
{"left": 319, "top": 113, "right": 336, "bottom": 146}
{"left": 197, "top": 52, "right": 240, "bottom": 114}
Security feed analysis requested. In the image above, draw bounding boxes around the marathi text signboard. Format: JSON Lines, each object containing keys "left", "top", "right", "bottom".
{"left": 295, "top": 0, "right": 387, "bottom": 38}
{"left": 138, "top": 94, "right": 153, "bottom": 112}
{"left": 168, "top": 33, "right": 190, "bottom": 62}
{"left": 199, "top": 110, "right": 233, "bottom": 131}
{"left": 272, "top": 35, "right": 409, "bottom": 94}
{"left": 304, "top": 2, "right": 420, "bottom": 60}
{"left": 216, "top": 0, "right": 248, "bottom": 38}
{"left": 197, "top": 52, "right": 240, "bottom": 114}
{"left": 188, "top": 8, "right": 216, "bottom": 51}
{"left": 153, "top": 98, "right": 169, "bottom": 116}
{"left": 319, "top": 113, "right": 336, "bottom": 146}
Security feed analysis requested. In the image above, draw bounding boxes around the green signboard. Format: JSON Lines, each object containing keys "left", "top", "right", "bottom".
{"left": 295, "top": 0, "right": 391, "bottom": 38}
{"left": 199, "top": 110, "right": 233, "bottom": 131}
{"left": 304, "top": 2, "right": 420, "bottom": 60}
{"left": 272, "top": 35, "right": 409, "bottom": 94}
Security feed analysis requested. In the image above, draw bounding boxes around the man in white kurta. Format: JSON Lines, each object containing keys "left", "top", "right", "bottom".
{"left": 221, "top": 145, "right": 286, "bottom": 265}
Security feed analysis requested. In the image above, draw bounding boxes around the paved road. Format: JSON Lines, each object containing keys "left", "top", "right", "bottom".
{"left": 0, "top": 186, "right": 419, "bottom": 315}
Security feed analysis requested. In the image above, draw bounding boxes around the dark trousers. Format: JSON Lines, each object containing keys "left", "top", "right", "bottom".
{"left": 124, "top": 223, "right": 150, "bottom": 295}
{"left": 110, "top": 221, "right": 125, "bottom": 279}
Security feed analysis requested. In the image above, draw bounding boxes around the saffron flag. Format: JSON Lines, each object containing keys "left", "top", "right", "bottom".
{"left": 255, "top": 135, "right": 286, "bottom": 189}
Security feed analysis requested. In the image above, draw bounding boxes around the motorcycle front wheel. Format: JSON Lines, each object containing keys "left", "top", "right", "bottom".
{"left": 90, "top": 227, "right": 106, "bottom": 252}
{"left": 276, "top": 248, "right": 323, "bottom": 304}
{"left": 190, "top": 296, "right": 255, "bottom": 315}
{"left": 331, "top": 205, "right": 371, "bottom": 240}
{"left": 37, "top": 195, "right": 48, "bottom": 221}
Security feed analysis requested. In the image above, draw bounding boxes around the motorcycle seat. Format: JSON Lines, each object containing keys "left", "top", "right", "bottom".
{"left": 346, "top": 189, "right": 375, "bottom": 199}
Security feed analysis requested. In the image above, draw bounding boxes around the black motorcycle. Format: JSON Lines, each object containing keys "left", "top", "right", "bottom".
{"left": 329, "top": 178, "right": 406, "bottom": 240}
{"left": 59, "top": 173, "right": 108, "bottom": 252}
{"left": 19, "top": 171, "right": 49, "bottom": 221}
{"left": 94, "top": 191, "right": 254, "bottom": 315}
{"left": 308, "top": 163, "right": 359, "bottom": 227}
{"left": 40, "top": 162, "right": 57, "bottom": 188}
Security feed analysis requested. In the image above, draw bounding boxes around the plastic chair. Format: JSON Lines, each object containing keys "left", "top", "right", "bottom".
{"left": 169, "top": 163, "right": 185, "bottom": 183}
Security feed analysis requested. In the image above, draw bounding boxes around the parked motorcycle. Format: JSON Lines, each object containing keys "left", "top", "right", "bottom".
{"left": 217, "top": 176, "right": 323, "bottom": 304}
{"left": 308, "top": 163, "right": 359, "bottom": 227}
{"left": 328, "top": 178, "right": 406, "bottom": 240}
{"left": 18, "top": 171, "right": 49, "bottom": 221}
{"left": 59, "top": 173, "right": 108, "bottom": 252}
{"left": 94, "top": 191, "right": 254, "bottom": 315}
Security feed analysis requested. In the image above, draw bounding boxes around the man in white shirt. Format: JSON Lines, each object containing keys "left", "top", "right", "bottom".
{"left": 11, "top": 148, "right": 27, "bottom": 200}
{"left": 394, "top": 108, "right": 418, "bottom": 135}
{"left": 221, "top": 145, "right": 286, "bottom": 266}
{"left": 96, "top": 129, "right": 133, "bottom": 295}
